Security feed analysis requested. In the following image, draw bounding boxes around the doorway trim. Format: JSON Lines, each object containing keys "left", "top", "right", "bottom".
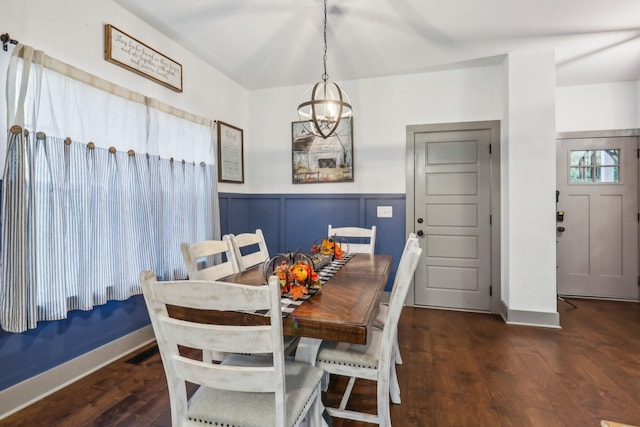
{"left": 406, "top": 120, "right": 501, "bottom": 313}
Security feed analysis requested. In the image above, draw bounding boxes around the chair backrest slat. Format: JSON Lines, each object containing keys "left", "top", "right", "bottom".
{"left": 328, "top": 224, "right": 377, "bottom": 254}
{"left": 180, "top": 237, "right": 239, "bottom": 280}
{"left": 172, "top": 356, "right": 277, "bottom": 393}
{"left": 229, "top": 229, "right": 270, "bottom": 271}
{"left": 160, "top": 316, "right": 274, "bottom": 354}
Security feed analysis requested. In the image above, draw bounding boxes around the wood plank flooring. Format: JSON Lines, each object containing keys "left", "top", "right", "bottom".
{"left": 2, "top": 298, "right": 639, "bottom": 426}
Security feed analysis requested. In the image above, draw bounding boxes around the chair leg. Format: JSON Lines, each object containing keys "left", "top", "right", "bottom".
{"left": 378, "top": 371, "right": 392, "bottom": 426}
{"left": 389, "top": 364, "right": 401, "bottom": 404}
{"left": 393, "top": 336, "right": 403, "bottom": 365}
{"left": 394, "top": 325, "right": 402, "bottom": 365}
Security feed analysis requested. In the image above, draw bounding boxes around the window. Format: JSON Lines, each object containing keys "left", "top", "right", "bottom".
{"left": 569, "top": 149, "right": 620, "bottom": 183}
{"left": 1, "top": 46, "right": 219, "bottom": 333}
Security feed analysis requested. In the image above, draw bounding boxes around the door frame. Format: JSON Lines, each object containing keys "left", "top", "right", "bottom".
{"left": 406, "top": 120, "right": 501, "bottom": 313}
{"left": 556, "top": 128, "right": 640, "bottom": 300}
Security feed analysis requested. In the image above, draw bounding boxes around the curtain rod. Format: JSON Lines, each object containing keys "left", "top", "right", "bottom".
{"left": 1, "top": 33, "right": 18, "bottom": 51}
{"left": 11, "top": 127, "right": 208, "bottom": 165}
{"left": 12, "top": 44, "right": 213, "bottom": 127}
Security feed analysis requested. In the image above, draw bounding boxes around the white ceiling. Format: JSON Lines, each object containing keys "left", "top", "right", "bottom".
{"left": 114, "top": 0, "right": 640, "bottom": 90}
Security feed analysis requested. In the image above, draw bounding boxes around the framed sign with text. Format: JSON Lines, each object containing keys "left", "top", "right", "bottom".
{"left": 217, "top": 121, "right": 245, "bottom": 183}
{"left": 104, "top": 24, "right": 183, "bottom": 92}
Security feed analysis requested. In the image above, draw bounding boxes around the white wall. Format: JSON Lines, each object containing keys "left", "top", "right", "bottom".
{"left": 0, "top": 0, "right": 249, "bottom": 169}
{"left": 247, "top": 66, "right": 503, "bottom": 194}
{"left": 556, "top": 81, "right": 639, "bottom": 132}
{"left": 504, "top": 50, "right": 558, "bottom": 321}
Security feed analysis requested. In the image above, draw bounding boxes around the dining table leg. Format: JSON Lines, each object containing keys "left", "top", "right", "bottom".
{"left": 295, "top": 337, "right": 332, "bottom": 427}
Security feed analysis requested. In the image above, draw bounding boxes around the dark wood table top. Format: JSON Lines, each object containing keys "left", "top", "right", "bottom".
{"left": 168, "top": 253, "right": 393, "bottom": 345}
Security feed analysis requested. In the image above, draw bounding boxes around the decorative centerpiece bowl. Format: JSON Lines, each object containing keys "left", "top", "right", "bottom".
{"left": 263, "top": 251, "right": 321, "bottom": 300}
{"left": 311, "top": 237, "right": 348, "bottom": 260}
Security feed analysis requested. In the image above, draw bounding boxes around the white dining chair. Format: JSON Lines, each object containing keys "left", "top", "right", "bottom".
{"left": 375, "top": 233, "right": 418, "bottom": 368}
{"left": 328, "top": 224, "right": 376, "bottom": 254}
{"left": 140, "top": 271, "right": 323, "bottom": 427}
{"left": 315, "top": 240, "right": 422, "bottom": 426}
{"left": 180, "top": 236, "right": 239, "bottom": 280}
{"left": 327, "top": 225, "right": 404, "bottom": 367}
{"left": 228, "top": 228, "right": 271, "bottom": 271}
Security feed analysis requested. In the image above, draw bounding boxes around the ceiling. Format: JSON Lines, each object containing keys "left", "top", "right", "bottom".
{"left": 114, "top": 0, "right": 640, "bottom": 90}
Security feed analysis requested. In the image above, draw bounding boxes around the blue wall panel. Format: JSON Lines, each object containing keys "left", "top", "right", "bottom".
{"left": 220, "top": 192, "right": 407, "bottom": 292}
{"left": 0, "top": 192, "right": 406, "bottom": 393}
{"left": 0, "top": 295, "right": 150, "bottom": 390}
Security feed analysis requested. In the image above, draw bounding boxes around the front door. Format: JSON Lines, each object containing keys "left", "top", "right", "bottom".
{"left": 411, "top": 127, "right": 493, "bottom": 311}
{"left": 556, "top": 135, "right": 639, "bottom": 300}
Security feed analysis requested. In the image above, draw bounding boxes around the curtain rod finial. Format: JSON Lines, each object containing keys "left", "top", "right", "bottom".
{"left": 1, "top": 33, "right": 18, "bottom": 51}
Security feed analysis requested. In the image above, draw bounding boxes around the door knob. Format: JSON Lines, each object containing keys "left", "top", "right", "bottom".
{"left": 416, "top": 230, "right": 424, "bottom": 237}
{"left": 417, "top": 218, "right": 423, "bottom": 224}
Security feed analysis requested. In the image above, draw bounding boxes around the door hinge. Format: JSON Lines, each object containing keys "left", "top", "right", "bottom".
{"left": 637, "top": 148, "right": 639, "bottom": 159}
{"left": 489, "top": 285, "right": 493, "bottom": 296}
{"left": 490, "top": 214, "right": 492, "bottom": 225}
{"left": 489, "top": 144, "right": 492, "bottom": 154}
{"left": 637, "top": 213, "right": 639, "bottom": 223}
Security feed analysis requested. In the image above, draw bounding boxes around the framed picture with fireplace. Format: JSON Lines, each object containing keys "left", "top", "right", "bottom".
{"left": 291, "top": 118, "right": 353, "bottom": 184}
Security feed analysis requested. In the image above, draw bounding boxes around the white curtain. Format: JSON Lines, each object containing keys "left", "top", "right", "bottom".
{"left": 1, "top": 45, "right": 220, "bottom": 332}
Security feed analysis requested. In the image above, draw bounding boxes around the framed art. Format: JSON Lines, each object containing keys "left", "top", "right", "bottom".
{"left": 217, "top": 121, "right": 245, "bottom": 183}
{"left": 292, "top": 118, "right": 353, "bottom": 184}
{"left": 104, "top": 24, "right": 183, "bottom": 92}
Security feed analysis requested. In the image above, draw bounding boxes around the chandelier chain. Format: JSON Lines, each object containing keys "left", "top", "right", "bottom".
{"left": 322, "top": 0, "right": 328, "bottom": 82}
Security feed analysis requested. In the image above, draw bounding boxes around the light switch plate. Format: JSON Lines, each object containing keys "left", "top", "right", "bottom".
{"left": 377, "top": 206, "right": 393, "bottom": 218}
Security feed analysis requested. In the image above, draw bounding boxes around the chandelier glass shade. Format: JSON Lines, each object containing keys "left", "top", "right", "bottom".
{"left": 297, "top": 0, "right": 352, "bottom": 139}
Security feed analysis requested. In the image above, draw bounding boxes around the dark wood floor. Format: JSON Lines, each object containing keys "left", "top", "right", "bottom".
{"left": 2, "top": 298, "right": 639, "bottom": 427}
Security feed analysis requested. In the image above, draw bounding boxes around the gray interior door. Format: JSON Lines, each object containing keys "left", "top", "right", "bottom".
{"left": 413, "top": 129, "right": 492, "bottom": 311}
{"left": 556, "top": 136, "right": 639, "bottom": 300}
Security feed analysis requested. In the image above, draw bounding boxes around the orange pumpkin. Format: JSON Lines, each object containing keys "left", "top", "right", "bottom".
{"left": 320, "top": 238, "right": 335, "bottom": 255}
{"left": 289, "top": 263, "right": 308, "bottom": 283}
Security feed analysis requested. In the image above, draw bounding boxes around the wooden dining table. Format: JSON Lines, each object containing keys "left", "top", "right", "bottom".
{"left": 168, "top": 253, "right": 393, "bottom": 365}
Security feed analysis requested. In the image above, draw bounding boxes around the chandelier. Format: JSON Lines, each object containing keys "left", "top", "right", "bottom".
{"left": 297, "top": 0, "right": 352, "bottom": 139}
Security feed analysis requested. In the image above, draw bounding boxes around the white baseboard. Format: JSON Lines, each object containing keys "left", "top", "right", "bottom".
{"left": 499, "top": 300, "right": 560, "bottom": 328}
{"left": 0, "top": 325, "right": 155, "bottom": 420}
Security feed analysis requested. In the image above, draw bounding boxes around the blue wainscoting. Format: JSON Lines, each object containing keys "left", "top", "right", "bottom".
{"left": 0, "top": 191, "right": 406, "bottom": 392}
{"left": 0, "top": 296, "right": 151, "bottom": 391}
{"left": 219, "top": 192, "right": 407, "bottom": 291}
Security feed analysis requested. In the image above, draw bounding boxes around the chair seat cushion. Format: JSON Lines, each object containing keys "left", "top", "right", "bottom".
{"left": 317, "top": 328, "right": 382, "bottom": 370}
{"left": 187, "top": 355, "right": 323, "bottom": 427}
